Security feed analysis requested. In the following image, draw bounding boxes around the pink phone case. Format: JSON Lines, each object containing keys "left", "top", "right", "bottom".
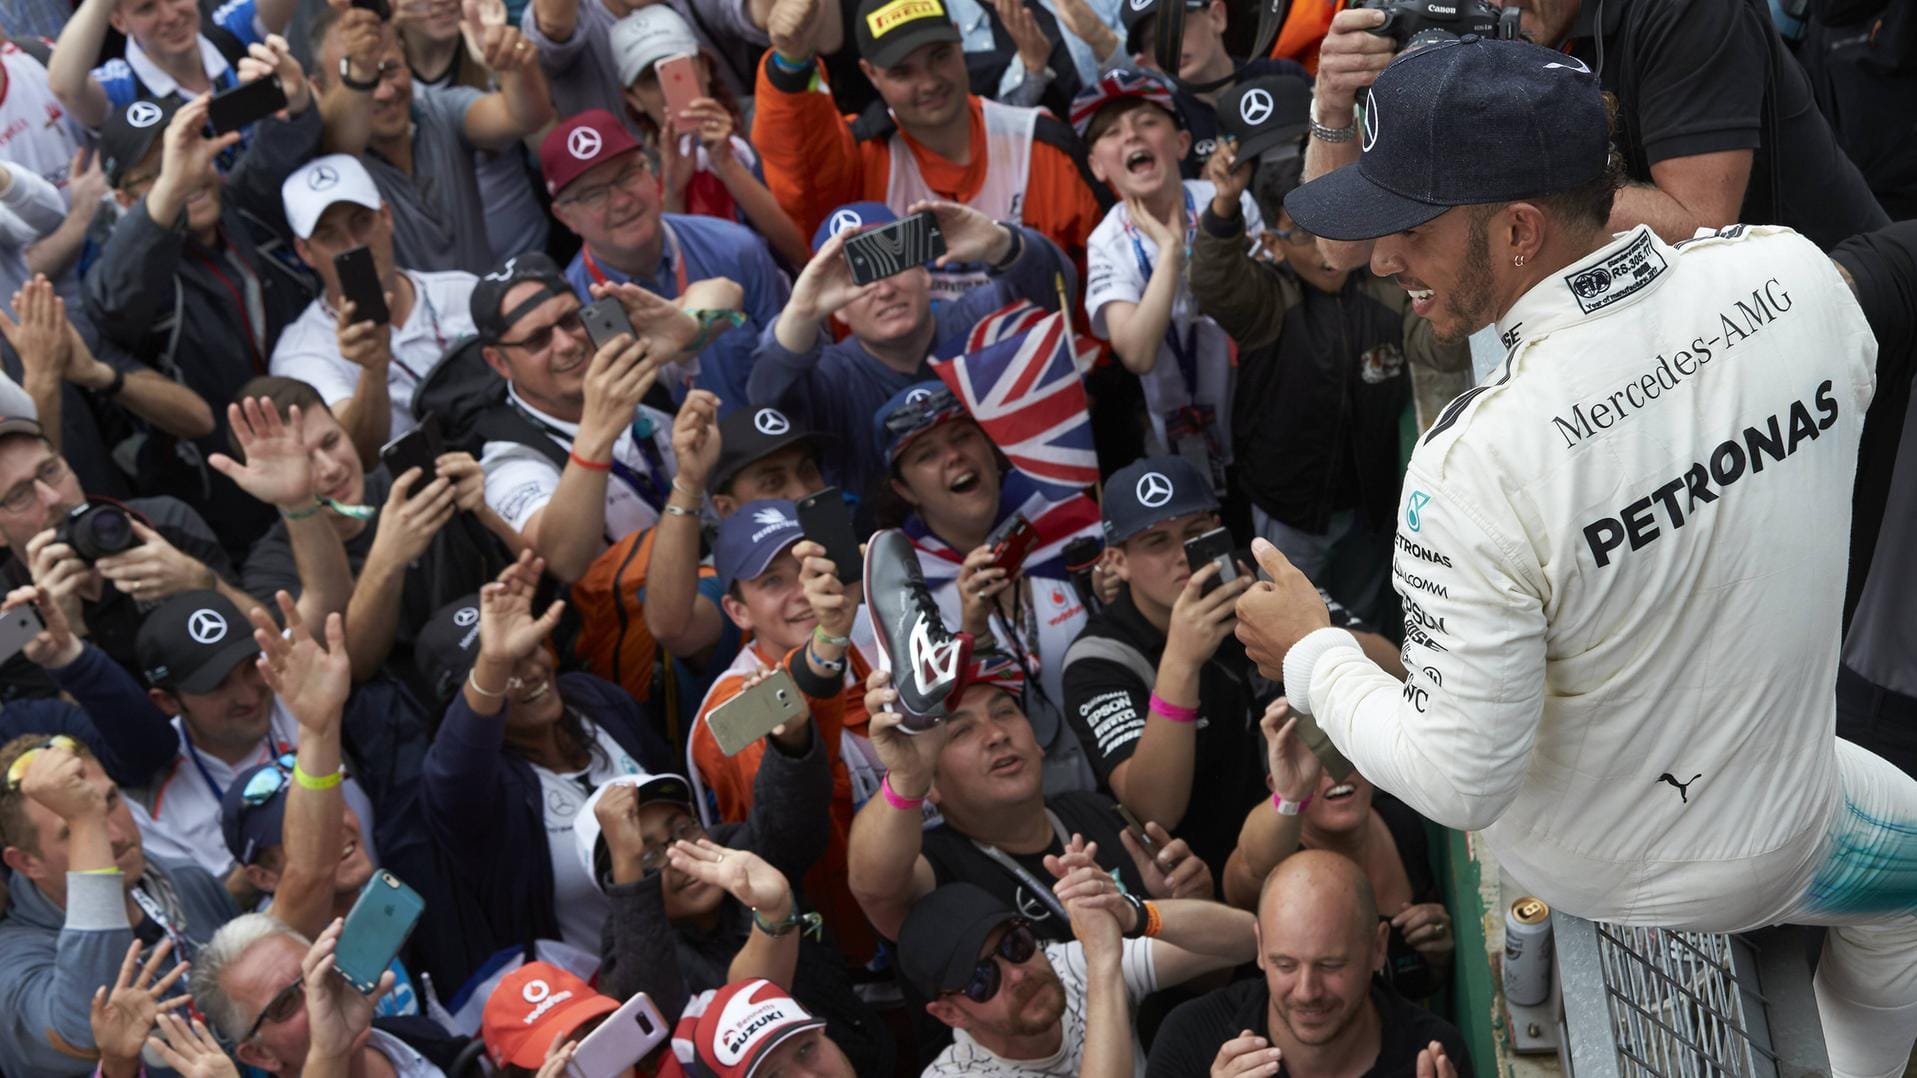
{"left": 656, "top": 55, "right": 702, "bottom": 133}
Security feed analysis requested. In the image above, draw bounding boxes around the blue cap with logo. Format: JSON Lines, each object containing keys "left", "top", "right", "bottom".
{"left": 1283, "top": 36, "right": 1607, "bottom": 242}
{"left": 812, "top": 201, "right": 898, "bottom": 253}
{"left": 874, "top": 381, "right": 968, "bottom": 470}
{"left": 715, "top": 499, "right": 805, "bottom": 588}
{"left": 1101, "top": 456, "right": 1218, "bottom": 543}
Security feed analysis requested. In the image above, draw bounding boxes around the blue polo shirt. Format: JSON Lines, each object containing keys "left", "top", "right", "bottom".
{"left": 93, "top": 0, "right": 262, "bottom": 110}
{"left": 564, "top": 212, "right": 789, "bottom": 413}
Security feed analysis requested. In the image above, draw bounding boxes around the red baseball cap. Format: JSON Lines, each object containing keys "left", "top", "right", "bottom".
{"left": 481, "top": 962, "right": 621, "bottom": 1069}
{"left": 694, "top": 980, "right": 827, "bottom": 1078}
{"left": 539, "top": 109, "right": 643, "bottom": 197}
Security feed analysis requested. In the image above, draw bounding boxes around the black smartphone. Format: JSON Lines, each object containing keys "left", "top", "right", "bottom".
{"left": 1115, "top": 804, "right": 1164, "bottom": 863}
{"left": 795, "top": 487, "right": 862, "bottom": 585}
{"left": 532, "top": 570, "right": 563, "bottom": 615}
{"left": 205, "top": 75, "right": 287, "bottom": 136}
{"left": 842, "top": 210, "right": 947, "bottom": 286}
{"left": 579, "top": 295, "right": 635, "bottom": 350}
{"left": 350, "top": 0, "right": 392, "bottom": 20}
{"left": 379, "top": 413, "right": 443, "bottom": 481}
{"left": 1183, "top": 527, "right": 1237, "bottom": 594}
{"left": 334, "top": 246, "right": 390, "bottom": 326}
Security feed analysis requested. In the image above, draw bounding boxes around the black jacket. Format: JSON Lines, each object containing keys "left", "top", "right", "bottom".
{"left": 1190, "top": 205, "right": 1469, "bottom": 535}
{"left": 83, "top": 106, "right": 321, "bottom": 555}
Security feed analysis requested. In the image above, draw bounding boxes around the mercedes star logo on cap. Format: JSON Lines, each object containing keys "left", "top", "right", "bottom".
{"left": 568, "top": 127, "right": 603, "bottom": 160}
{"left": 308, "top": 164, "right": 340, "bottom": 190}
{"left": 187, "top": 608, "right": 229, "bottom": 645}
{"left": 754, "top": 409, "right": 791, "bottom": 436}
{"left": 1135, "top": 471, "right": 1174, "bottom": 508}
{"left": 126, "top": 101, "right": 165, "bottom": 128}
{"left": 1360, "top": 87, "right": 1380, "bottom": 153}
{"left": 454, "top": 607, "right": 479, "bottom": 627}
{"left": 1239, "top": 88, "right": 1273, "bottom": 127}
{"left": 828, "top": 209, "right": 863, "bottom": 236}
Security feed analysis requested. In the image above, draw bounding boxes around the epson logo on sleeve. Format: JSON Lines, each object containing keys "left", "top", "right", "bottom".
{"left": 1562, "top": 231, "right": 1667, "bottom": 314}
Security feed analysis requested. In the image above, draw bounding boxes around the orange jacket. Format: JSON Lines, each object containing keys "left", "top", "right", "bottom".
{"left": 750, "top": 53, "right": 1108, "bottom": 274}
{"left": 1271, "top": 0, "right": 1340, "bottom": 74}
{"left": 689, "top": 642, "right": 878, "bottom": 963}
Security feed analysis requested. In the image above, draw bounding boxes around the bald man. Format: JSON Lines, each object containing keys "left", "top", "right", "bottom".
{"left": 1145, "top": 851, "right": 1470, "bottom": 1078}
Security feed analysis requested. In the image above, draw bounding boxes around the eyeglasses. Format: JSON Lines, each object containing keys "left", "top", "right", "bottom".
{"left": 497, "top": 308, "right": 586, "bottom": 353}
{"left": 242, "top": 978, "right": 305, "bottom": 1043}
{"left": 1272, "top": 223, "right": 1318, "bottom": 247}
{"left": 4, "top": 735, "right": 79, "bottom": 791}
{"left": 0, "top": 456, "right": 70, "bottom": 515}
{"left": 557, "top": 160, "right": 653, "bottom": 214}
{"left": 637, "top": 812, "right": 706, "bottom": 875}
{"left": 952, "top": 922, "right": 1037, "bottom": 1004}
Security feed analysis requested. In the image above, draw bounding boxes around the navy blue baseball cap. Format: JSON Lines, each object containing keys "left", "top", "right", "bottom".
{"left": 812, "top": 201, "right": 898, "bottom": 253}
{"left": 715, "top": 499, "right": 805, "bottom": 588}
{"left": 1102, "top": 455, "right": 1218, "bottom": 543}
{"left": 1284, "top": 36, "right": 1608, "bottom": 242}
{"left": 874, "top": 381, "right": 969, "bottom": 470}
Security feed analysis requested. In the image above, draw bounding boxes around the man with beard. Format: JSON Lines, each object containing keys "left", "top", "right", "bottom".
{"left": 1235, "top": 39, "right": 1914, "bottom": 1078}
{"left": 1146, "top": 851, "right": 1469, "bottom": 1078}
{"left": 900, "top": 879, "right": 1254, "bottom": 1078}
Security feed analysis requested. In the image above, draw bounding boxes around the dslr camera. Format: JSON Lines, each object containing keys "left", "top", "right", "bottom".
{"left": 55, "top": 503, "right": 138, "bottom": 564}
{"left": 1349, "top": 0, "right": 1521, "bottom": 50}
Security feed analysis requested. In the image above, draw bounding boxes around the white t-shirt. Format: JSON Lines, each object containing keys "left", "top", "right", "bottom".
{"left": 481, "top": 389, "right": 680, "bottom": 543}
{"left": 131, "top": 701, "right": 380, "bottom": 879}
{"left": 923, "top": 938, "right": 1158, "bottom": 1078}
{"left": 533, "top": 721, "right": 648, "bottom": 952}
{"left": 270, "top": 269, "right": 478, "bottom": 441}
{"left": 1085, "top": 179, "right": 1263, "bottom": 466}
{"left": 0, "top": 46, "right": 85, "bottom": 201}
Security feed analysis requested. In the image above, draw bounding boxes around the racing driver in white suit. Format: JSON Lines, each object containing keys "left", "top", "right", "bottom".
{"left": 1230, "top": 36, "right": 1914, "bottom": 1078}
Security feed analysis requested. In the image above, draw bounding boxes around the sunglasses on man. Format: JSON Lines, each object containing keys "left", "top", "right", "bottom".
{"left": 949, "top": 922, "right": 1038, "bottom": 1004}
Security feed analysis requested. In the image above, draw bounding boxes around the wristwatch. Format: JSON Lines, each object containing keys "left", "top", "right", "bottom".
{"left": 339, "top": 56, "right": 378, "bottom": 92}
{"left": 1309, "top": 103, "right": 1356, "bottom": 143}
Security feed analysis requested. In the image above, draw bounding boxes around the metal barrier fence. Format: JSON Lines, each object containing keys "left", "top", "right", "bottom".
{"left": 1552, "top": 916, "right": 1831, "bottom": 1078}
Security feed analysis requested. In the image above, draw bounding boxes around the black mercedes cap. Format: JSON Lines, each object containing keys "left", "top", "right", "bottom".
{"left": 414, "top": 595, "right": 484, "bottom": 704}
{"left": 1284, "top": 36, "right": 1607, "bottom": 241}
{"left": 710, "top": 407, "right": 831, "bottom": 496}
{"left": 136, "top": 591, "right": 259, "bottom": 694}
{"left": 854, "top": 0, "right": 962, "bottom": 68}
{"left": 896, "top": 883, "right": 1023, "bottom": 1000}
{"left": 1216, "top": 75, "right": 1311, "bottom": 163}
{"left": 1101, "top": 455, "right": 1218, "bottom": 544}
{"left": 100, "top": 96, "right": 183, "bottom": 188}
{"left": 470, "top": 251, "right": 574, "bottom": 343}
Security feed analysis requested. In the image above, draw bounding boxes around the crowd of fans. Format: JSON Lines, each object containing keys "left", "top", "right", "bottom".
{"left": 0, "top": 0, "right": 1907, "bottom": 1070}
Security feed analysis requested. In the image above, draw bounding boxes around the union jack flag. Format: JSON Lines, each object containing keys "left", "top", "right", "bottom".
{"left": 964, "top": 299, "right": 1102, "bottom": 372}
{"left": 932, "top": 308, "right": 1099, "bottom": 499}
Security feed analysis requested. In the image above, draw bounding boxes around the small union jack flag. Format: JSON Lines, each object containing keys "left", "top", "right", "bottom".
{"left": 932, "top": 308, "right": 1099, "bottom": 499}
{"left": 963, "top": 299, "right": 1102, "bottom": 372}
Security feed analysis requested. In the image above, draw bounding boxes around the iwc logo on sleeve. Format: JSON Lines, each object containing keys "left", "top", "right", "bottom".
{"left": 1563, "top": 231, "right": 1667, "bottom": 315}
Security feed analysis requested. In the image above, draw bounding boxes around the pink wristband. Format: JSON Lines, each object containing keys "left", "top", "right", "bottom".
{"left": 1272, "top": 791, "right": 1312, "bottom": 816}
{"left": 880, "top": 774, "right": 925, "bottom": 811}
{"left": 1148, "top": 693, "right": 1198, "bottom": 723}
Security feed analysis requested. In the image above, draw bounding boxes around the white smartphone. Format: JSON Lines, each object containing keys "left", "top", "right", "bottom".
{"left": 567, "top": 992, "right": 669, "bottom": 1078}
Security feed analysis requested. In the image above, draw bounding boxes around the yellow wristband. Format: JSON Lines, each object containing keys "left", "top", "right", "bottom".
{"left": 292, "top": 763, "right": 344, "bottom": 790}
{"left": 75, "top": 867, "right": 123, "bottom": 876}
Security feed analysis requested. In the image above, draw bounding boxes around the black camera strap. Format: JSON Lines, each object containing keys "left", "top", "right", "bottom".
{"left": 1152, "top": 0, "right": 1292, "bottom": 93}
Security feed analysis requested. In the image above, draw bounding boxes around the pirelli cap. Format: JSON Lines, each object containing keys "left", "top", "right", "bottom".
{"left": 1284, "top": 36, "right": 1607, "bottom": 242}
{"left": 855, "top": 0, "right": 962, "bottom": 68}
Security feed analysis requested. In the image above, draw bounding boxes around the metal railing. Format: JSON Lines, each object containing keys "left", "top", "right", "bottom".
{"left": 1553, "top": 917, "right": 1831, "bottom": 1078}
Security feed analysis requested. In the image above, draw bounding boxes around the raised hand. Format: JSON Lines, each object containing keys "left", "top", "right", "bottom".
{"left": 475, "top": 21, "right": 537, "bottom": 72}
{"left": 1166, "top": 560, "right": 1254, "bottom": 670}
{"left": 368, "top": 467, "right": 458, "bottom": 567}
{"left": 237, "top": 34, "right": 310, "bottom": 115}
{"left": 766, "top": 0, "right": 820, "bottom": 59}
{"left": 785, "top": 229, "right": 880, "bottom": 325}
{"left": 536, "top": 1042, "right": 579, "bottom": 1078}
{"left": 478, "top": 550, "right": 565, "bottom": 664}
{"left": 955, "top": 544, "right": 1011, "bottom": 637}
{"left": 1415, "top": 1041, "right": 1458, "bottom": 1078}
{"left": 862, "top": 668, "right": 950, "bottom": 794}
{"left": 250, "top": 592, "right": 351, "bottom": 734}
{"left": 2, "top": 584, "right": 82, "bottom": 668}
{"left": 17, "top": 737, "right": 106, "bottom": 823}
{"left": 22, "top": 528, "right": 93, "bottom": 636}
{"left": 0, "top": 276, "right": 73, "bottom": 383}
{"left": 1120, "top": 822, "right": 1213, "bottom": 900}
{"left": 435, "top": 451, "right": 488, "bottom": 512}
{"left": 146, "top": 1012, "right": 239, "bottom": 1078}
{"left": 794, "top": 539, "right": 860, "bottom": 642}
{"left": 1125, "top": 194, "right": 1185, "bottom": 253}
{"left": 1041, "top": 831, "right": 1100, "bottom": 880}
{"left": 93, "top": 519, "right": 218, "bottom": 601}
{"left": 588, "top": 280, "right": 705, "bottom": 358}
{"left": 89, "top": 938, "right": 190, "bottom": 1071}
{"left": 336, "top": 297, "right": 394, "bottom": 367}
{"left": 907, "top": 199, "right": 1016, "bottom": 267}
{"left": 207, "top": 398, "right": 315, "bottom": 511}
{"left": 669, "top": 390, "right": 722, "bottom": 494}
{"left": 302, "top": 917, "right": 394, "bottom": 1065}
{"left": 989, "top": 0, "right": 1052, "bottom": 78}
{"left": 1262, "top": 699, "right": 1323, "bottom": 807}
{"left": 1313, "top": 7, "right": 1394, "bottom": 120}
{"left": 666, "top": 838, "right": 794, "bottom": 913}
{"left": 152, "top": 95, "right": 241, "bottom": 215}
{"left": 1234, "top": 539, "right": 1330, "bottom": 682}
{"left": 1203, "top": 139, "right": 1253, "bottom": 217}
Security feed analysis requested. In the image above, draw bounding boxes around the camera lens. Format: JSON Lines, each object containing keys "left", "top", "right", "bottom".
{"left": 64, "top": 505, "right": 137, "bottom": 564}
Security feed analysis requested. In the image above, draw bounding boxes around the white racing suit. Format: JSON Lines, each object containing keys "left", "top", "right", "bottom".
{"left": 1279, "top": 224, "right": 1917, "bottom": 1077}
